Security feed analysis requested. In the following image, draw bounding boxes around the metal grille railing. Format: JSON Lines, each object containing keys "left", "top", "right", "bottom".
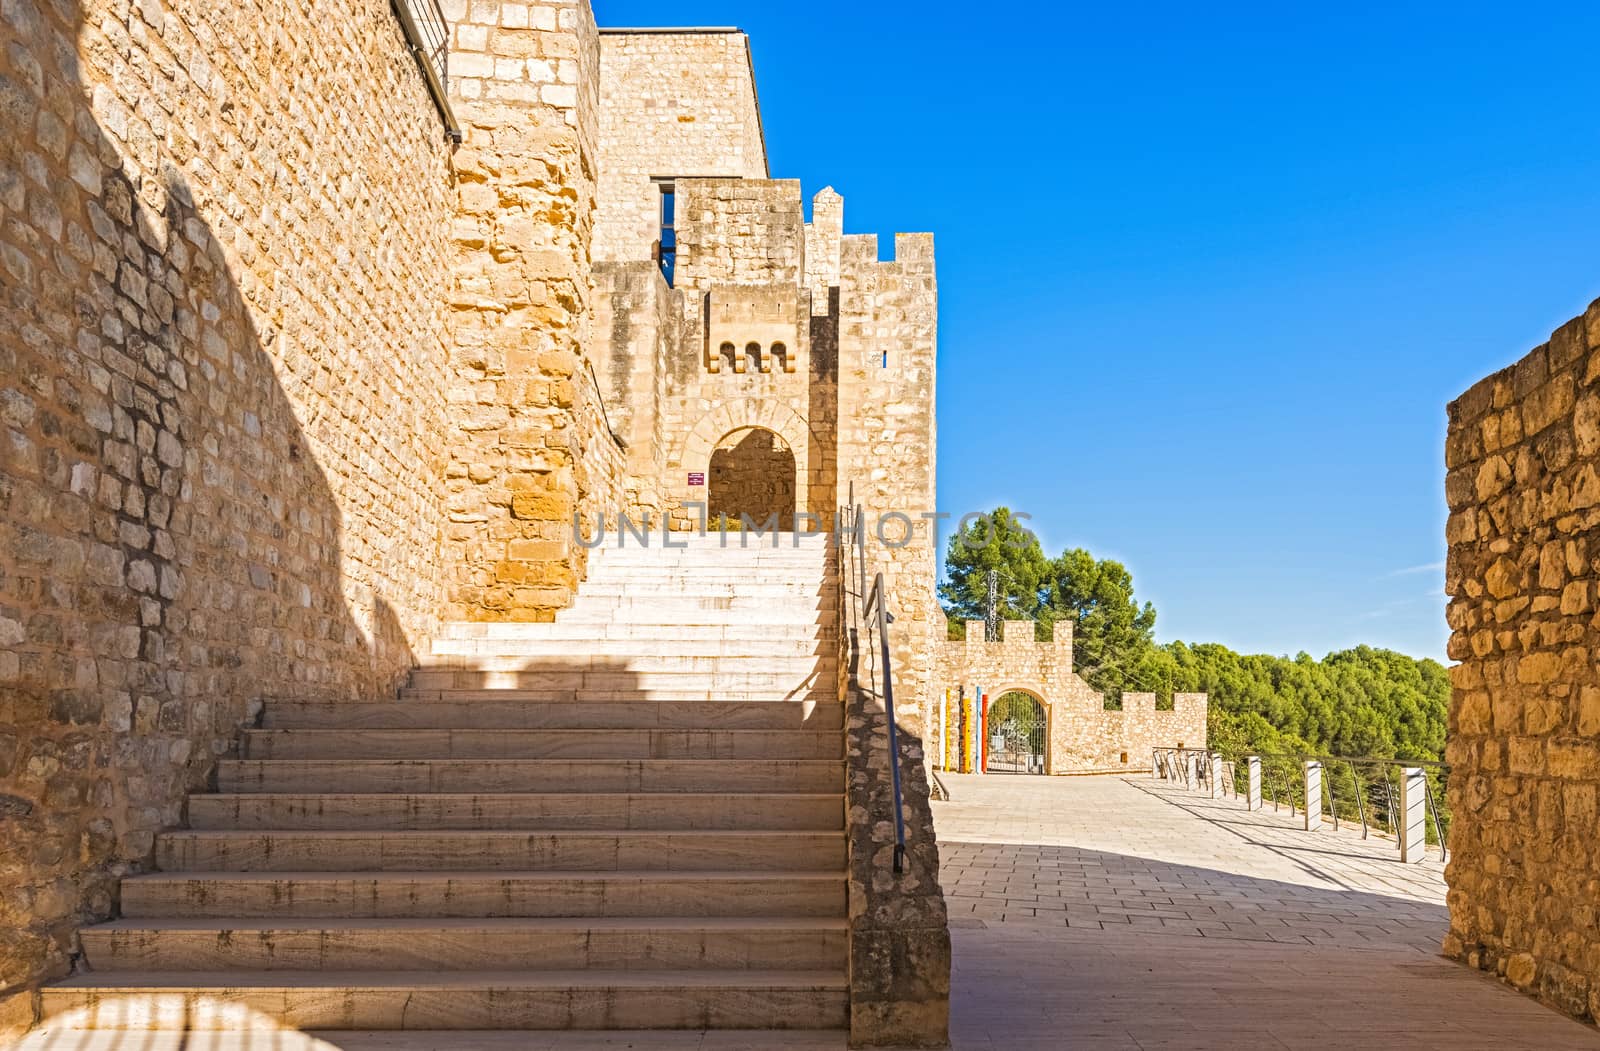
{"left": 1156, "top": 747, "right": 1450, "bottom": 863}
{"left": 392, "top": 0, "right": 463, "bottom": 142}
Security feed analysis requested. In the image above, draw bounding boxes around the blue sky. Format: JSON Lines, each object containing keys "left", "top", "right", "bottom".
{"left": 597, "top": 2, "right": 1600, "bottom": 662}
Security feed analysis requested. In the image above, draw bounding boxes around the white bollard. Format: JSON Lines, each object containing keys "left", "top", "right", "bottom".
{"left": 1399, "top": 766, "right": 1427, "bottom": 863}
{"left": 1210, "top": 753, "right": 1225, "bottom": 799}
{"left": 1153, "top": 751, "right": 1161, "bottom": 778}
{"left": 1303, "top": 761, "right": 1324, "bottom": 831}
{"left": 1246, "top": 756, "right": 1262, "bottom": 811}
{"left": 1185, "top": 752, "right": 1199, "bottom": 790}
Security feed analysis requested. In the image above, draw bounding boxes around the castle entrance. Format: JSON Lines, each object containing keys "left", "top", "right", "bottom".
{"left": 708, "top": 427, "right": 796, "bottom": 531}
{"left": 985, "top": 691, "right": 1048, "bottom": 774}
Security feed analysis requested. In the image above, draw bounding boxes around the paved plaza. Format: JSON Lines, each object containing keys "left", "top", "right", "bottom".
{"left": 936, "top": 772, "right": 1600, "bottom": 1049}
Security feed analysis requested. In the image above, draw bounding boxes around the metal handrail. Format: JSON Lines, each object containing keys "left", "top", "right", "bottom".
{"left": 392, "top": 0, "right": 463, "bottom": 143}
{"left": 1189, "top": 749, "right": 1450, "bottom": 862}
{"left": 843, "top": 484, "right": 907, "bottom": 875}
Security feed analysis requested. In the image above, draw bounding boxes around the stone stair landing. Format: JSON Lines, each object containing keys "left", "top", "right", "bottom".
{"left": 29, "top": 534, "right": 849, "bottom": 1044}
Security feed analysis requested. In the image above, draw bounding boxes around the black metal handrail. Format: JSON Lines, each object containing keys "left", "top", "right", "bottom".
{"left": 843, "top": 484, "right": 907, "bottom": 874}
{"left": 392, "top": 0, "right": 463, "bottom": 143}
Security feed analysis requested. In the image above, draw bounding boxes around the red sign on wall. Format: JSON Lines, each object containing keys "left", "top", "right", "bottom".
{"left": 687, "top": 472, "right": 705, "bottom": 486}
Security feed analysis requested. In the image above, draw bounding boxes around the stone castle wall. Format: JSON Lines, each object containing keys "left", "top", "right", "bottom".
{"left": 0, "top": 0, "right": 458, "bottom": 1028}
{"left": 1444, "top": 295, "right": 1600, "bottom": 1023}
{"left": 441, "top": 0, "right": 626, "bottom": 620}
{"left": 937, "top": 621, "right": 1207, "bottom": 772}
{"left": 592, "top": 29, "right": 767, "bottom": 264}
{"left": 835, "top": 233, "right": 941, "bottom": 745}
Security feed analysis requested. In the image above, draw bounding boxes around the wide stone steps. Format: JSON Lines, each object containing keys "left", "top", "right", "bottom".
{"left": 40, "top": 536, "right": 851, "bottom": 1042}
{"left": 188, "top": 792, "right": 843, "bottom": 830}
{"left": 120, "top": 870, "right": 848, "bottom": 919}
{"left": 154, "top": 830, "right": 845, "bottom": 873}
{"left": 240, "top": 729, "right": 842, "bottom": 760}
{"left": 38, "top": 970, "right": 849, "bottom": 1031}
{"left": 219, "top": 758, "right": 845, "bottom": 793}
{"left": 78, "top": 917, "right": 848, "bottom": 972}
{"left": 262, "top": 699, "right": 843, "bottom": 730}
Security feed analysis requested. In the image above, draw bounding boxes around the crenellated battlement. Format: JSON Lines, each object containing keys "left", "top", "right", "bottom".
{"left": 936, "top": 617, "right": 1208, "bottom": 773}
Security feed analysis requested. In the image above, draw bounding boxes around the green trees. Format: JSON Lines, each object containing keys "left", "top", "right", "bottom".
{"left": 939, "top": 509, "right": 1451, "bottom": 762}
{"left": 937, "top": 509, "right": 1052, "bottom": 628}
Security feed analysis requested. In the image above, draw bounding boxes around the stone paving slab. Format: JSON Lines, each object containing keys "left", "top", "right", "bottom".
{"left": 935, "top": 772, "right": 1600, "bottom": 1049}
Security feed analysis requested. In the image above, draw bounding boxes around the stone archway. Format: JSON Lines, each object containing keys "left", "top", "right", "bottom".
{"left": 708, "top": 427, "right": 796, "bottom": 531}
{"left": 985, "top": 689, "right": 1049, "bottom": 775}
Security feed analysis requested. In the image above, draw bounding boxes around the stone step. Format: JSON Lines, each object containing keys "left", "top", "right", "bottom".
{"left": 581, "top": 569, "right": 834, "bottom": 583}
{"left": 570, "top": 583, "right": 827, "bottom": 597}
{"left": 219, "top": 759, "right": 843, "bottom": 794}
{"left": 418, "top": 654, "right": 833, "bottom": 671}
{"left": 39, "top": 969, "right": 848, "bottom": 1030}
{"left": 428, "top": 638, "right": 828, "bottom": 658}
{"left": 188, "top": 792, "right": 844, "bottom": 831}
{"left": 437, "top": 623, "right": 829, "bottom": 642}
{"left": 79, "top": 917, "right": 848, "bottom": 972}
{"left": 8, "top": 1029, "right": 850, "bottom": 1050}
{"left": 241, "top": 729, "right": 842, "bottom": 761}
{"left": 263, "top": 700, "right": 844, "bottom": 730}
{"left": 395, "top": 687, "right": 840, "bottom": 704}
{"left": 554, "top": 604, "right": 835, "bottom": 623}
{"left": 155, "top": 830, "right": 846, "bottom": 872}
{"left": 406, "top": 669, "right": 832, "bottom": 692}
{"left": 120, "top": 870, "right": 847, "bottom": 919}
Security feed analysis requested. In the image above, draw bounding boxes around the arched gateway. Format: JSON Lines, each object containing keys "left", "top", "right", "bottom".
{"left": 708, "top": 427, "right": 796, "bottom": 530}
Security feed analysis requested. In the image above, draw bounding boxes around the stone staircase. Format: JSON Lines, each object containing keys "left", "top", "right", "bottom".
{"left": 31, "top": 534, "right": 850, "bottom": 1044}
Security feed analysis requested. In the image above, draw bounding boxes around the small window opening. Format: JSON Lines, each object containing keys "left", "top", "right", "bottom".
{"left": 746, "top": 342, "right": 763, "bottom": 373}
{"left": 772, "top": 341, "right": 791, "bottom": 373}
{"left": 656, "top": 180, "right": 676, "bottom": 286}
{"left": 717, "top": 341, "right": 737, "bottom": 373}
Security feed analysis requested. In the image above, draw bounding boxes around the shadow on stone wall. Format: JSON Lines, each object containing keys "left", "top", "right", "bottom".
{"left": 1, "top": 0, "right": 433, "bottom": 1028}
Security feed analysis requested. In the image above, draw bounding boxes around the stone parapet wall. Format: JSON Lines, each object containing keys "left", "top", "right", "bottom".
{"left": 937, "top": 620, "right": 1207, "bottom": 772}
{"left": 1444, "top": 295, "right": 1600, "bottom": 1023}
{"left": 841, "top": 545, "right": 951, "bottom": 1048}
{"left": 0, "top": 0, "right": 456, "bottom": 1029}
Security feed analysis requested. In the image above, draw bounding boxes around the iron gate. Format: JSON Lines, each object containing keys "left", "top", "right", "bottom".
{"left": 985, "top": 692, "right": 1047, "bottom": 774}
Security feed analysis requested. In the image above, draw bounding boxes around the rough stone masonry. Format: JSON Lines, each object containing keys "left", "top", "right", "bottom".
{"left": 1445, "top": 294, "right": 1600, "bottom": 1026}
{"left": 0, "top": 1, "right": 949, "bottom": 1043}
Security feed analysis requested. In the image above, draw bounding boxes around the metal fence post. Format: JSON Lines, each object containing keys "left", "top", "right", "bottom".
{"left": 1246, "top": 756, "right": 1261, "bottom": 811}
{"left": 1399, "top": 766, "right": 1426, "bottom": 863}
{"left": 1303, "top": 761, "right": 1324, "bottom": 831}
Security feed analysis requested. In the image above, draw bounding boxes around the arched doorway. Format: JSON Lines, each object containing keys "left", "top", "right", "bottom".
{"left": 708, "top": 427, "right": 796, "bottom": 531}
{"left": 986, "top": 691, "right": 1048, "bottom": 774}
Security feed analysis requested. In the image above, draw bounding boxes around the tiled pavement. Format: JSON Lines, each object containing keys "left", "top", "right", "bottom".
{"left": 935, "top": 771, "right": 1600, "bottom": 1049}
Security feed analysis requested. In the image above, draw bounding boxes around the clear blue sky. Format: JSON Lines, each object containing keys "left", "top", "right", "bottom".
{"left": 597, "top": 1, "right": 1600, "bottom": 662}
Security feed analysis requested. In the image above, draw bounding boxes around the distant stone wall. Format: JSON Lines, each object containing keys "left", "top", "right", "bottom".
{"left": 0, "top": 0, "right": 456, "bottom": 1030}
{"left": 1444, "top": 295, "right": 1600, "bottom": 1023}
{"left": 592, "top": 29, "right": 767, "bottom": 264}
{"left": 936, "top": 621, "right": 1207, "bottom": 772}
